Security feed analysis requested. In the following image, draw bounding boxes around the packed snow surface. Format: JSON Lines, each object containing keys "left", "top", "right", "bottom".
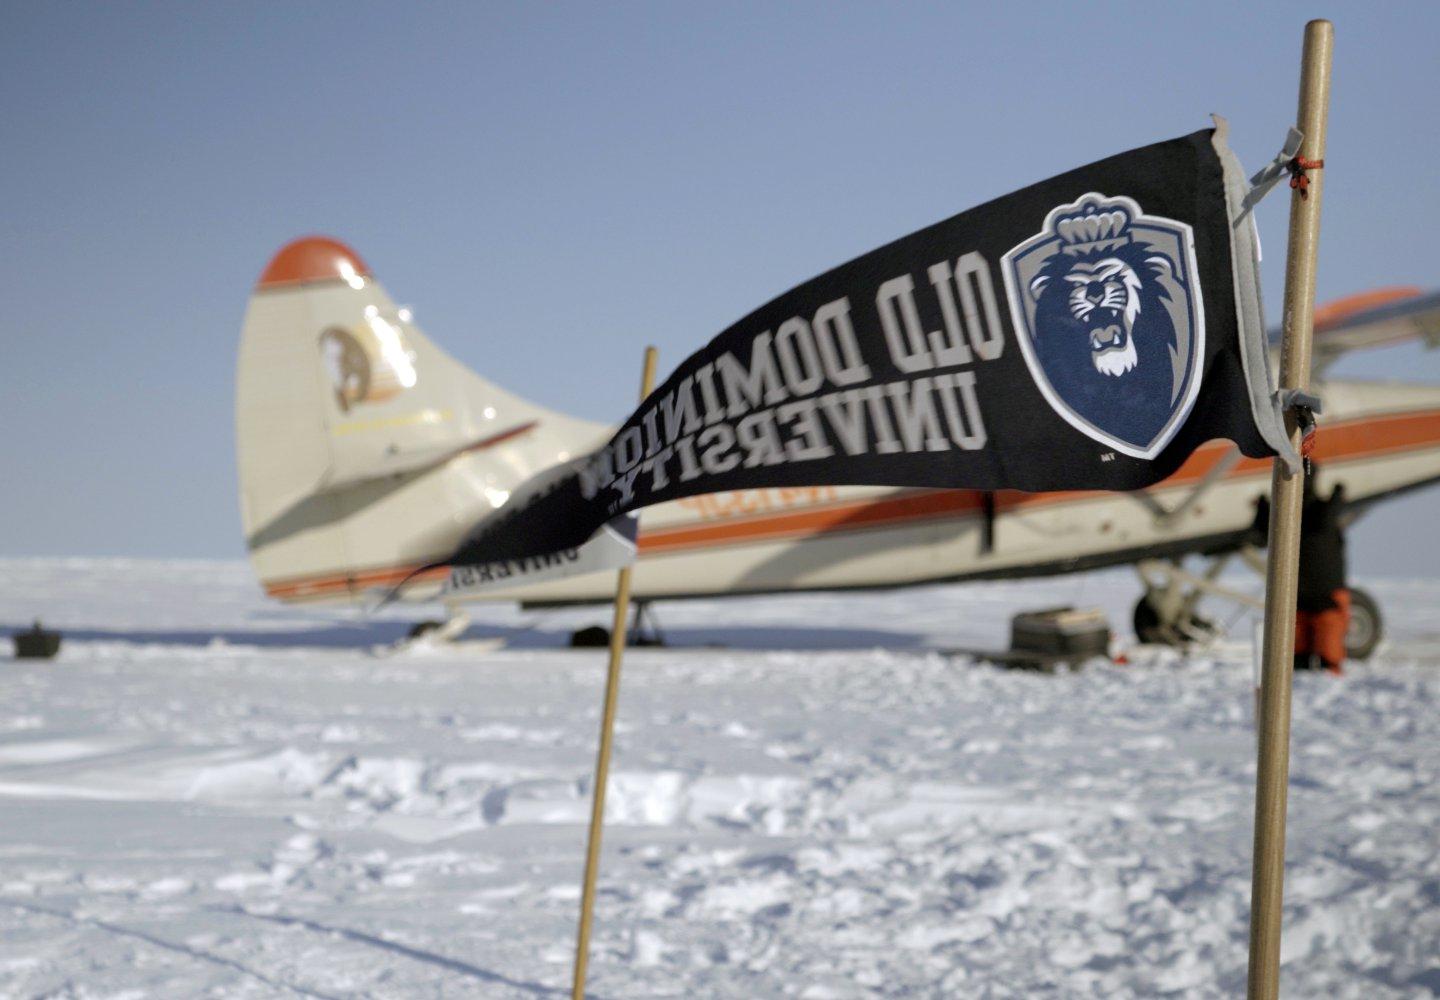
{"left": 0, "top": 558, "right": 1437, "bottom": 998}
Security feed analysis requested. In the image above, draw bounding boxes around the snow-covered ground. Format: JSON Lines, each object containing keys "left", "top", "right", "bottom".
{"left": 0, "top": 558, "right": 1436, "bottom": 999}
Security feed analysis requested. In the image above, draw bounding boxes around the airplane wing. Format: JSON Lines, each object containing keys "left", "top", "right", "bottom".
{"left": 1271, "top": 286, "right": 1440, "bottom": 374}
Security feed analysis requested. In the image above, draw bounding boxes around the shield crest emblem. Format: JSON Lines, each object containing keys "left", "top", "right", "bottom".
{"left": 1000, "top": 192, "right": 1205, "bottom": 460}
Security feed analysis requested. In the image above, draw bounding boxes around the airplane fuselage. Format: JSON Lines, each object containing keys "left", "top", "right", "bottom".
{"left": 260, "top": 378, "right": 1440, "bottom": 606}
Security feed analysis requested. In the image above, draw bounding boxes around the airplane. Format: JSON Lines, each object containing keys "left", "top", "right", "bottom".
{"left": 237, "top": 236, "right": 1440, "bottom": 654}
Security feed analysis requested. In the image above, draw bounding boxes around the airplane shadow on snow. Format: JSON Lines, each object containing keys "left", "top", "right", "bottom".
{"left": 1, "top": 616, "right": 927, "bottom": 653}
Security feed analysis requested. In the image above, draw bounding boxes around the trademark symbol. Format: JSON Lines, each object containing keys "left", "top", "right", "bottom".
{"left": 1100, "top": 452, "right": 1116, "bottom": 462}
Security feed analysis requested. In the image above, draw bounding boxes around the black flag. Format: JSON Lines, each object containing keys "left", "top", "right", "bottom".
{"left": 447, "top": 124, "right": 1290, "bottom": 566}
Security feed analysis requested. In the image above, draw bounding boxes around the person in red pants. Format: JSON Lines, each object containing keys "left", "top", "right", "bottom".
{"left": 1295, "top": 582, "right": 1349, "bottom": 674}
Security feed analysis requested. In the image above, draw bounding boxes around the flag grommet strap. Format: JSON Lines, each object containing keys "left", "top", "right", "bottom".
{"left": 1239, "top": 127, "right": 1305, "bottom": 220}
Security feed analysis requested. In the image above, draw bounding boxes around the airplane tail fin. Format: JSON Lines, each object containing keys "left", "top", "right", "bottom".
{"left": 236, "top": 236, "right": 606, "bottom": 602}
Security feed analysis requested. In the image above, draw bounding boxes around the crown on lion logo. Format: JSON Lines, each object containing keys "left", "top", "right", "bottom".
{"left": 1054, "top": 196, "right": 1133, "bottom": 256}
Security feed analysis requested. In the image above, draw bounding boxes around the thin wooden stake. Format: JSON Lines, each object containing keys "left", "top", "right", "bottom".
{"left": 1247, "top": 19, "right": 1332, "bottom": 1000}
{"left": 572, "top": 345, "right": 659, "bottom": 1000}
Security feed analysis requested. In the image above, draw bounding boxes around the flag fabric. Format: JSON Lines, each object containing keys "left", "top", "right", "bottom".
{"left": 442, "top": 514, "right": 638, "bottom": 598}
{"left": 447, "top": 123, "right": 1289, "bottom": 567}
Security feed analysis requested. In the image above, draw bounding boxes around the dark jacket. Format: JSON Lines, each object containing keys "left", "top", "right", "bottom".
{"left": 1249, "top": 487, "right": 1349, "bottom": 611}
{"left": 1296, "top": 491, "right": 1348, "bottom": 611}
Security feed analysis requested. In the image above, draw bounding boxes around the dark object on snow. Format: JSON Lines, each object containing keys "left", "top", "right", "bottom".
{"left": 953, "top": 607, "right": 1112, "bottom": 672}
{"left": 14, "top": 621, "right": 61, "bottom": 659}
{"left": 407, "top": 620, "right": 444, "bottom": 639}
{"left": 570, "top": 626, "right": 610, "bottom": 648}
{"left": 1011, "top": 607, "right": 1112, "bottom": 659}
{"left": 628, "top": 602, "right": 667, "bottom": 647}
{"left": 1132, "top": 596, "right": 1214, "bottom": 646}
{"left": 569, "top": 605, "right": 668, "bottom": 648}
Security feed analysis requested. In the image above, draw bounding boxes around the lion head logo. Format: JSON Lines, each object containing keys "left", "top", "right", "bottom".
{"left": 1001, "top": 193, "right": 1204, "bottom": 459}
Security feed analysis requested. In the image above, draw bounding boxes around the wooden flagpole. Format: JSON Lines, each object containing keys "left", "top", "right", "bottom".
{"left": 1246, "top": 19, "right": 1332, "bottom": 1000}
{"left": 572, "top": 344, "right": 659, "bottom": 1000}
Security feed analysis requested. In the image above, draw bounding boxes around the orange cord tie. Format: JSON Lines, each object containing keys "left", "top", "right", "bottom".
{"left": 1288, "top": 156, "right": 1325, "bottom": 199}
{"left": 1288, "top": 392, "right": 1320, "bottom": 469}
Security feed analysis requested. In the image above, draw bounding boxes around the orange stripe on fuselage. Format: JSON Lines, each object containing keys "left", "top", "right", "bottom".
{"left": 265, "top": 565, "right": 448, "bottom": 601}
{"left": 637, "top": 409, "right": 1440, "bottom": 553}
{"left": 638, "top": 489, "right": 987, "bottom": 553}
{"left": 261, "top": 408, "right": 1440, "bottom": 600}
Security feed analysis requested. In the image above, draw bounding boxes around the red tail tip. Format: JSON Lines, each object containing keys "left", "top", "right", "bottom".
{"left": 257, "top": 236, "right": 370, "bottom": 290}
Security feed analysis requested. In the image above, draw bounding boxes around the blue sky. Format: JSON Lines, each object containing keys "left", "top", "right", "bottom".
{"left": 3, "top": 3, "right": 1438, "bottom": 575}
